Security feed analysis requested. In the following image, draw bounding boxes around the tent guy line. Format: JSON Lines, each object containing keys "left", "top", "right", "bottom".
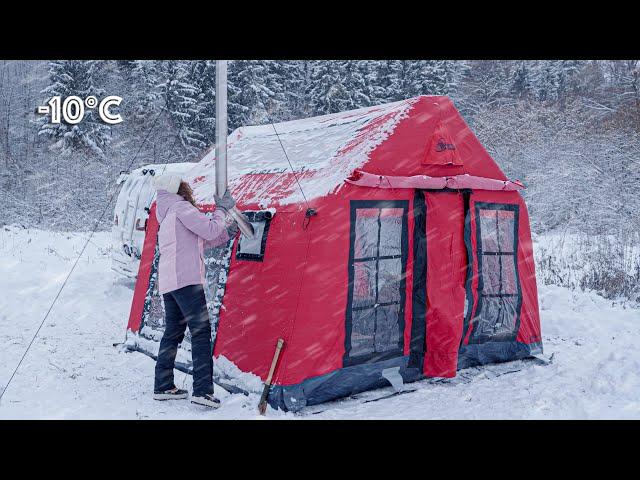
{"left": 248, "top": 68, "right": 310, "bottom": 209}
{"left": 0, "top": 106, "right": 167, "bottom": 404}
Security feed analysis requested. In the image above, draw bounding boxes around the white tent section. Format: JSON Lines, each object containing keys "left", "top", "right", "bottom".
{"left": 187, "top": 98, "right": 417, "bottom": 207}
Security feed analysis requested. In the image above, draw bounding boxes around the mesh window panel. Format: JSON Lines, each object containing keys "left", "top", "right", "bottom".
{"left": 475, "top": 296, "right": 518, "bottom": 337}
{"left": 140, "top": 244, "right": 166, "bottom": 342}
{"left": 479, "top": 212, "right": 499, "bottom": 252}
{"left": 353, "top": 261, "right": 377, "bottom": 308}
{"left": 377, "top": 258, "right": 402, "bottom": 303}
{"left": 147, "top": 295, "right": 165, "bottom": 330}
{"left": 469, "top": 204, "right": 521, "bottom": 344}
{"left": 351, "top": 308, "right": 376, "bottom": 357}
{"left": 203, "top": 240, "right": 235, "bottom": 346}
{"left": 500, "top": 255, "right": 518, "bottom": 295}
{"left": 379, "top": 209, "right": 404, "bottom": 257}
{"left": 497, "top": 212, "right": 515, "bottom": 252}
{"left": 375, "top": 304, "right": 400, "bottom": 352}
{"left": 345, "top": 201, "right": 408, "bottom": 365}
{"left": 354, "top": 211, "right": 379, "bottom": 259}
{"left": 481, "top": 255, "right": 502, "bottom": 294}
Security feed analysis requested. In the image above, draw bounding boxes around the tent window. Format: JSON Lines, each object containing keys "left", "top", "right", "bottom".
{"left": 469, "top": 203, "right": 521, "bottom": 344}
{"left": 236, "top": 210, "right": 273, "bottom": 262}
{"left": 345, "top": 200, "right": 409, "bottom": 366}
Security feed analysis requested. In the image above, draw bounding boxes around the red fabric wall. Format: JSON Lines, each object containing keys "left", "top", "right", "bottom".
{"left": 213, "top": 205, "right": 310, "bottom": 381}
{"left": 214, "top": 183, "right": 417, "bottom": 385}
{"left": 363, "top": 96, "right": 507, "bottom": 181}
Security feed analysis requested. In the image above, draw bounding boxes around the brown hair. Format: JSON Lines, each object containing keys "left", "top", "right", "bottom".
{"left": 177, "top": 181, "right": 197, "bottom": 207}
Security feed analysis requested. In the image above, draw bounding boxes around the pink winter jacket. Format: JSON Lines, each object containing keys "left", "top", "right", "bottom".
{"left": 156, "top": 190, "right": 233, "bottom": 295}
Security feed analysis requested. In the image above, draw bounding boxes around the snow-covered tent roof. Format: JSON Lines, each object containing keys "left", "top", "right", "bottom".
{"left": 187, "top": 98, "right": 416, "bottom": 207}
{"left": 186, "top": 95, "right": 522, "bottom": 208}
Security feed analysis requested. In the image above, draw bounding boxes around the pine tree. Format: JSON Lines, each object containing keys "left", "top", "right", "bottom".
{"left": 116, "top": 60, "right": 137, "bottom": 77}
{"left": 157, "top": 60, "right": 206, "bottom": 156}
{"left": 254, "top": 60, "right": 287, "bottom": 122}
{"left": 273, "top": 60, "right": 307, "bottom": 120}
{"left": 359, "top": 60, "right": 382, "bottom": 104}
{"left": 307, "top": 61, "right": 342, "bottom": 115}
{"left": 189, "top": 60, "right": 216, "bottom": 145}
{"left": 369, "top": 60, "right": 399, "bottom": 103}
{"left": 511, "top": 61, "right": 533, "bottom": 99}
{"left": 556, "top": 60, "right": 582, "bottom": 109}
{"left": 365, "top": 60, "right": 409, "bottom": 103}
{"left": 532, "top": 60, "right": 560, "bottom": 102}
{"left": 340, "top": 60, "right": 371, "bottom": 109}
{"left": 227, "top": 60, "right": 277, "bottom": 129}
{"left": 310, "top": 60, "right": 374, "bottom": 114}
{"left": 38, "top": 60, "right": 111, "bottom": 159}
{"left": 130, "top": 60, "right": 162, "bottom": 119}
{"left": 298, "top": 60, "right": 315, "bottom": 117}
{"left": 408, "top": 60, "right": 462, "bottom": 97}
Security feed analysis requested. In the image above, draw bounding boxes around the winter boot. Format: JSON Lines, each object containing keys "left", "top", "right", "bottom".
{"left": 191, "top": 393, "right": 221, "bottom": 409}
{"left": 153, "top": 386, "right": 188, "bottom": 401}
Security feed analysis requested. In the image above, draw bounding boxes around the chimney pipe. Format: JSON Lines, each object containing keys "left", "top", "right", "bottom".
{"left": 215, "top": 60, "right": 254, "bottom": 238}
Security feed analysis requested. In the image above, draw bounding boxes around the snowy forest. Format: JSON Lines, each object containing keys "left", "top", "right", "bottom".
{"left": 1, "top": 59, "right": 639, "bottom": 231}
{"left": 1, "top": 59, "right": 639, "bottom": 300}
{"left": 4, "top": 59, "right": 640, "bottom": 421}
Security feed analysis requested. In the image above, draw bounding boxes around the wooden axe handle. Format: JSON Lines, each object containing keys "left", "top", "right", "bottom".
{"left": 258, "top": 338, "right": 285, "bottom": 415}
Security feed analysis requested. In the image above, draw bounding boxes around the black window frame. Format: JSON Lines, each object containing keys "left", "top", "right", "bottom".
{"left": 468, "top": 202, "right": 522, "bottom": 344}
{"left": 235, "top": 210, "right": 273, "bottom": 262}
{"left": 343, "top": 200, "right": 409, "bottom": 367}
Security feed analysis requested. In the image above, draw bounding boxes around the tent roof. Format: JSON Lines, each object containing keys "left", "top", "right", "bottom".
{"left": 188, "top": 98, "right": 414, "bottom": 206}
{"left": 187, "top": 95, "right": 513, "bottom": 207}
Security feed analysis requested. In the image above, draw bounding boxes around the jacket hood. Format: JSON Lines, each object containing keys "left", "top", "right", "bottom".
{"left": 156, "top": 190, "right": 186, "bottom": 222}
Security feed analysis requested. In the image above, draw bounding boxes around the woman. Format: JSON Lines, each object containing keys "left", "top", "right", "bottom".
{"left": 151, "top": 174, "right": 238, "bottom": 408}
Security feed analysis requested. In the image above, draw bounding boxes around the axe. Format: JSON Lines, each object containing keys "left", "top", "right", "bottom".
{"left": 258, "top": 338, "right": 285, "bottom": 415}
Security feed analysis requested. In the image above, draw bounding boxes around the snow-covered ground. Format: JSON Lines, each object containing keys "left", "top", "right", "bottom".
{"left": 0, "top": 226, "right": 638, "bottom": 419}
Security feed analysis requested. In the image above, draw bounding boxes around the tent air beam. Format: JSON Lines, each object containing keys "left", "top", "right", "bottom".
{"left": 346, "top": 170, "right": 525, "bottom": 191}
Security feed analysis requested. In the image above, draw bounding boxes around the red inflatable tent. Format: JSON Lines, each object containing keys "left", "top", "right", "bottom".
{"left": 126, "top": 95, "right": 542, "bottom": 411}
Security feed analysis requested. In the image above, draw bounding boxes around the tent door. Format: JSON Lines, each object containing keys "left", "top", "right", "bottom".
{"left": 408, "top": 190, "right": 467, "bottom": 377}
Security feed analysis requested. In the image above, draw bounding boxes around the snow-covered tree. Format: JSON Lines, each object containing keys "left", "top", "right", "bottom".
{"left": 189, "top": 60, "right": 216, "bottom": 145}
{"left": 38, "top": 60, "right": 111, "bottom": 159}
{"left": 157, "top": 60, "right": 206, "bottom": 156}
{"left": 340, "top": 61, "right": 371, "bottom": 108}
{"left": 511, "top": 61, "right": 533, "bottom": 99}
{"left": 129, "top": 60, "right": 163, "bottom": 119}
{"left": 409, "top": 60, "right": 457, "bottom": 96}
{"left": 367, "top": 60, "right": 410, "bottom": 103}
{"left": 227, "top": 60, "right": 279, "bottom": 129}
{"left": 531, "top": 60, "right": 582, "bottom": 106}
{"left": 307, "top": 61, "right": 352, "bottom": 115}
{"left": 273, "top": 60, "right": 308, "bottom": 120}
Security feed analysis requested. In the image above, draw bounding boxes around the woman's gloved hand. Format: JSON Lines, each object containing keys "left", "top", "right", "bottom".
{"left": 214, "top": 190, "right": 236, "bottom": 211}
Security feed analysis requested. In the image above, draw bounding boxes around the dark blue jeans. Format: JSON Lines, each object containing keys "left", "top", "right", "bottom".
{"left": 154, "top": 284, "right": 213, "bottom": 397}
